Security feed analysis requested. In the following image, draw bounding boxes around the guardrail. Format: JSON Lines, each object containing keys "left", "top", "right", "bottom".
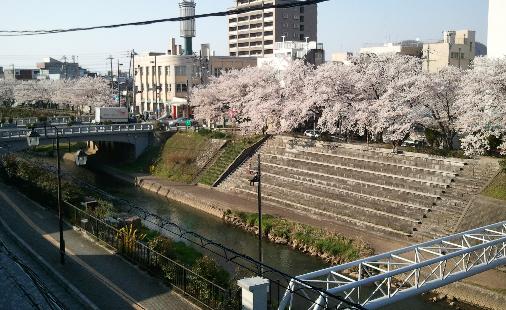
{"left": 0, "top": 124, "right": 154, "bottom": 140}
{"left": 65, "top": 201, "right": 236, "bottom": 309}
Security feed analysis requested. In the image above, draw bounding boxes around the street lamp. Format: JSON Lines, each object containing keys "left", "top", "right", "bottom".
{"left": 75, "top": 149, "right": 88, "bottom": 166}
{"left": 26, "top": 126, "right": 65, "bottom": 265}
{"left": 249, "top": 153, "right": 263, "bottom": 275}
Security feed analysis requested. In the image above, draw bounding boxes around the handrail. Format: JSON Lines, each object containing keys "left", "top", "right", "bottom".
{"left": 0, "top": 124, "right": 154, "bottom": 139}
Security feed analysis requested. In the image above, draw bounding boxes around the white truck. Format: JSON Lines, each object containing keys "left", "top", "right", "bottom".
{"left": 94, "top": 107, "right": 128, "bottom": 124}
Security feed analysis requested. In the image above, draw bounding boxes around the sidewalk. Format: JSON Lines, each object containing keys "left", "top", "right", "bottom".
{"left": 0, "top": 182, "right": 196, "bottom": 310}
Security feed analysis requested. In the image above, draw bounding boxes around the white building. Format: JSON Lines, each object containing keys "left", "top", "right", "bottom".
{"left": 134, "top": 41, "right": 256, "bottom": 117}
{"left": 258, "top": 40, "right": 324, "bottom": 70}
{"left": 488, "top": 0, "right": 506, "bottom": 58}
{"left": 360, "top": 41, "right": 423, "bottom": 57}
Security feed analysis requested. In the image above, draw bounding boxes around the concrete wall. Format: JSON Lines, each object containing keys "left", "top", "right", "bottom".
{"left": 456, "top": 195, "right": 506, "bottom": 232}
{"left": 488, "top": 0, "right": 506, "bottom": 58}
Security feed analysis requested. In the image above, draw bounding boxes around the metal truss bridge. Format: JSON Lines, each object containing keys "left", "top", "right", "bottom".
{"left": 279, "top": 221, "right": 506, "bottom": 310}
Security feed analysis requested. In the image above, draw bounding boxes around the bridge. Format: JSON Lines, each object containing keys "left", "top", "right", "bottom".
{"left": 0, "top": 124, "right": 154, "bottom": 158}
{"left": 278, "top": 221, "right": 506, "bottom": 309}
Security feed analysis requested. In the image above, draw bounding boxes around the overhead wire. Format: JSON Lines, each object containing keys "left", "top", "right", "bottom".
{"left": 0, "top": 0, "right": 330, "bottom": 37}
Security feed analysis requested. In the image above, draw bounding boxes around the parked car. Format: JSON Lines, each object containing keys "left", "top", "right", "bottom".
{"left": 168, "top": 117, "right": 198, "bottom": 127}
{"left": 401, "top": 139, "right": 425, "bottom": 147}
{"left": 304, "top": 129, "right": 321, "bottom": 139}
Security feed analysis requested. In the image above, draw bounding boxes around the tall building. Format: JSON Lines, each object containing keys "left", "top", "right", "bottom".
{"left": 422, "top": 30, "right": 476, "bottom": 72}
{"left": 228, "top": 0, "right": 317, "bottom": 57}
{"left": 488, "top": 0, "right": 506, "bottom": 58}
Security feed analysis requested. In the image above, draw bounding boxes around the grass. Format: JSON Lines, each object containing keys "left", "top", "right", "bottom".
{"left": 226, "top": 210, "right": 373, "bottom": 263}
{"left": 152, "top": 132, "right": 212, "bottom": 183}
{"left": 199, "top": 135, "right": 262, "bottom": 186}
{"left": 482, "top": 172, "right": 506, "bottom": 201}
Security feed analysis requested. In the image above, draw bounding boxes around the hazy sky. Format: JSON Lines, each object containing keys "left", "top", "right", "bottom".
{"left": 0, "top": 0, "right": 489, "bottom": 73}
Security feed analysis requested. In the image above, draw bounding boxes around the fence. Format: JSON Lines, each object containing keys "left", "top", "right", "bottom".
{"left": 64, "top": 201, "right": 239, "bottom": 309}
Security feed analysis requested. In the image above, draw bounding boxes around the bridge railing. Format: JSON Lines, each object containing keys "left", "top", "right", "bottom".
{"left": 0, "top": 124, "right": 154, "bottom": 140}
{"left": 6, "top": 116, "right": 94, "bottom": 127}
{"left": 279, "top": 221, "right": 506, "bottom": 310}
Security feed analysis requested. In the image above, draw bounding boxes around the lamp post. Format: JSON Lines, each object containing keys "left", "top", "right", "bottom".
{"left": 249, "top": 154, "right": 262, "bottom": 275}
{"left": 26, "top": 126, "right": 88, "bottom": 265}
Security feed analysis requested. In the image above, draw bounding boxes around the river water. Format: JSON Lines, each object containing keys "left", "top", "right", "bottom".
{"left": 60, "top": 160, "right": 478, "bottom": 310}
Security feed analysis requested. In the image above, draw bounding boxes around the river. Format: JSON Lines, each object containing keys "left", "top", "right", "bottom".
{"left": 60, "top": 160, "right": 478, "bottom": 310}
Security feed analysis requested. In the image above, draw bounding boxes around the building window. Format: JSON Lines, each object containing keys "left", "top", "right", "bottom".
{"left": 165, "top": 66, "right": 170, "bottom": 76}
{"left": 300, "top": 6, "right": 305, "bottom": 13}
{"left": 299, "top": 34, "right": 305, "bottom": 41}
{"left": 300, "top": 16, "right": 304, "bottom": 22}
{"left": 283, "top": 13, "right": 289, "bottom": 18}
{"left": 300, "top": 25, "right": 305, "bottom": 31}
{"left": 175, "top": 66, "right": 187, "bottom": 76}
{"left": 176, "top": 83, "right": 188, "bottom": 92}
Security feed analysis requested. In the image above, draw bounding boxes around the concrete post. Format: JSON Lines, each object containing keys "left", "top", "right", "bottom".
{"left": 237, "top": 277, "right": 269, "bottom": 310}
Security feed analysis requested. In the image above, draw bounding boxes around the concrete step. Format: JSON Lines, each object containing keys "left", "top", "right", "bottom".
{"left": 271, "top": 137, "right": 466, "bottom": 171}
{"left": 259, "top": 161, "right": 441, "bottom": 203}
{"left": 261, "top": 153, "right": 448, "bottom": 195}
{"left": 232, "top": 187, "right": 412, "bottom": 237}
{"left": 265, "top": 145, "right": 457, "bottom": 182}
{"left": 228, "top": 172, "right": 419, "bottom": 234}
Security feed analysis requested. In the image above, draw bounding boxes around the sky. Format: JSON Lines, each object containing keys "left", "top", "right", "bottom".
{"left": 0, "top": 0, "right": 489, "bottom": 73}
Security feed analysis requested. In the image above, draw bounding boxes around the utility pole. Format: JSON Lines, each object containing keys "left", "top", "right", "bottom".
{"left": 11, "top": 64, "right": 15, "bottom": 80}
{"left": 131, "top": 50, "right": 137, "bottom": 115}
{"left": 117, "top": 60, "right": 122, "bottom": 107}
{"left": 257, "top": 153, "right": 263, "bottom": 275}
{"left": 107, "top": 55, "right": 114, "bottom": 91}
{"left": 62, "top": 56, "right": 68, "bottom": 79}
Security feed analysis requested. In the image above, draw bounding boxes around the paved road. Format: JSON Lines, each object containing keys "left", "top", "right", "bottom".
{"left": 0, "top": 182, "right": 197, "bottom": 310}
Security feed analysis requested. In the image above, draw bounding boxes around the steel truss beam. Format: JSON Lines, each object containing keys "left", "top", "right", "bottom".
{"left": 279, "top": 221, "right": 506, "bottom": 309}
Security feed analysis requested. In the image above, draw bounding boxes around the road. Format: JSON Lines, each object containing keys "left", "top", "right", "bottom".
{"left": 0, "top": 181, "right": 197, "bottom": 310}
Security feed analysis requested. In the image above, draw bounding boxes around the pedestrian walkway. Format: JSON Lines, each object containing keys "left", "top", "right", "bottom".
{"left": 0, "top": 182, "right": 196, "bottom": 310}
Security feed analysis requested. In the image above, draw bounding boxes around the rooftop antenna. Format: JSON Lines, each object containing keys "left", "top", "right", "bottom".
{"left": 179, "top": 0, "right": 196, "bottom": 56}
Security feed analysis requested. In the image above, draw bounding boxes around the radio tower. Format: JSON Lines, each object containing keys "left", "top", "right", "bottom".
{"left": 179, "top": 0, "right": 196, "bottom": 56}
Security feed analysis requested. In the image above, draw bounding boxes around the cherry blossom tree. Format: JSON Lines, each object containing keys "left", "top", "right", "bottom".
{"left": 278, "top": 60, "right": 315, "bottom": 132}
{"left": 69, "top": 77, "right": 113, "bottom": 112}
{"left": 352, "top": 54, "right": 422, "bottom": 145}
{"left": 457, "top": 57, "right": 506, "bottom": 155}
{"left": 0, "top": 80, "right": 14, "bottom": 104}
{"left": 413, "top": 67, "right": 463, "bottom": 149}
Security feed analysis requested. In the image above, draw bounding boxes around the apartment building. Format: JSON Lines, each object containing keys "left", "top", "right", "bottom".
{"left": 228, "top": 0, "right": 317, "bottom": 57}
{"left": 422, "top": 30, "right": 476, "bottom": 72}
{"left": 488, "top": 0, "right": 506, "bottom": 58}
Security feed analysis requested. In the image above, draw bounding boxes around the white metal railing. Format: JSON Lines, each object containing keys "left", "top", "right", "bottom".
{"left": 278, "top": 221, "right": 506, "bottom": 310}
{"left": 0, "top": 124, "right": 154, "bottom": 140}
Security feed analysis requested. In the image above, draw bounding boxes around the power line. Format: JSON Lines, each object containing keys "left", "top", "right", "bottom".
{"left": 0, "top": 0, "right": 329, "bottom": 37}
